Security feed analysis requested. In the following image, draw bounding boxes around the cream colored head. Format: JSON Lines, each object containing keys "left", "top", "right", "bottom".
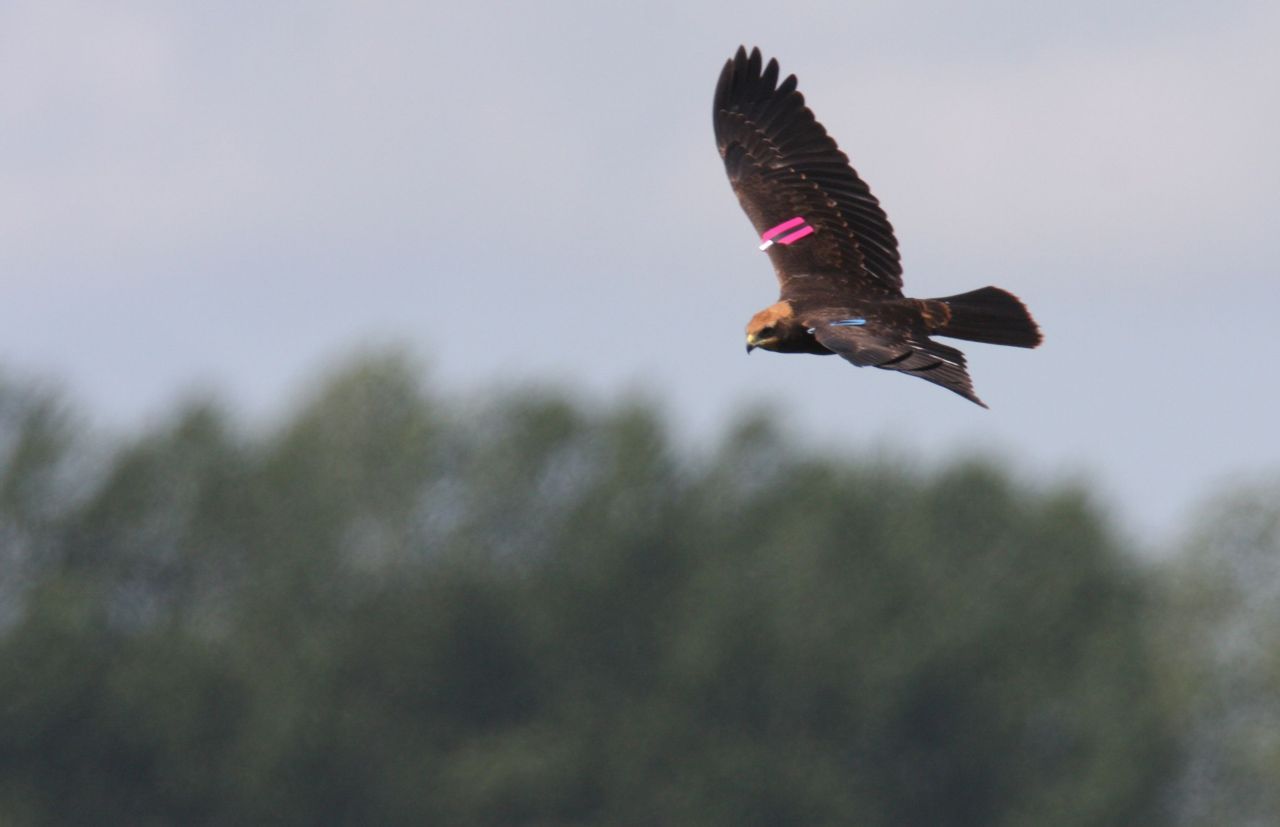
{"left": 744, "top": 301, "right": 796, "bottom": 352}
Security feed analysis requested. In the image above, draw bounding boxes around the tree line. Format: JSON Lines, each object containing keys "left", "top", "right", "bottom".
{"left": 1, "top": 354, "right": 1276, "bottom": 825}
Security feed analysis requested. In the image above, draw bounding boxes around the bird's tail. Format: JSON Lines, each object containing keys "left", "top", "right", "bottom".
{"left": 929, "top": 286, "right": 1042, "bottom": 348}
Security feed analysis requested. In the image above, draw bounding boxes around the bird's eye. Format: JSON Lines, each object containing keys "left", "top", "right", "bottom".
{"left": 760, "top": 326, "right": 775, "bottom": 338}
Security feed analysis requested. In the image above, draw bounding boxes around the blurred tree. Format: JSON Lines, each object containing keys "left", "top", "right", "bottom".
{"left": 0, "top": 353, "right": 1176, "bottom": 825}
{"left": 1157, "top": 477, "right": 1280, "bottom": 827}
{"left": 0, "top": 373, "right": 82, "bottom": 628}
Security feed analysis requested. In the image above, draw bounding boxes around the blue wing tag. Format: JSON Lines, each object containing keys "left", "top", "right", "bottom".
{"left": 829, "top": 318, "right": 867, "bottom": 327}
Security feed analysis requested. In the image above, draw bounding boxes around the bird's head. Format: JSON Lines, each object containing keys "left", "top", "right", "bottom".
{"left": 745, "top": 301, "right": 798, "bottom": 353}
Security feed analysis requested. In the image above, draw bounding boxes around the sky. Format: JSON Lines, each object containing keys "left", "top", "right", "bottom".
{"left": 2, "top": 0, "right": 1277, "bottom": 547}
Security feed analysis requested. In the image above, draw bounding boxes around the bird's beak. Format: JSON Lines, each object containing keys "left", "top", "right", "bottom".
{"left": 745, "top": 334, "right": 757, "bottom": 354}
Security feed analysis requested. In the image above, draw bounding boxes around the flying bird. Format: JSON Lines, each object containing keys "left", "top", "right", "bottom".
{"left": 715, "top": 47, "right": 1042, "bottom": 407}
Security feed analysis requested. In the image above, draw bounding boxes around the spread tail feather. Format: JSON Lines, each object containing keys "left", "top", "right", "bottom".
{"left": 931, "top": 286, "right": 1042, "bottom": 348}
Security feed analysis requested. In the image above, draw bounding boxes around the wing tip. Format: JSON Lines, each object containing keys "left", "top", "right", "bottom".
{"left": 725, "top": 46, "right": 777, "bottom": 87}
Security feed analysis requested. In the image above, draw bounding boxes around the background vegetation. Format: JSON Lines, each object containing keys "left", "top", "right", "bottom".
{"left": 1, "top": 353, "right": 1275, "bottom": 825}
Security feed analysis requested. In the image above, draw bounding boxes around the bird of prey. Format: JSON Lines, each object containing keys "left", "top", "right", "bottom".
{"left": 715, "top": 47, "right": 1042, "bottom": 407}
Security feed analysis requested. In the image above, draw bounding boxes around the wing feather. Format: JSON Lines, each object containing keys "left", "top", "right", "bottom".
{"left": 809, "top": 316, "right": 987, "bottom": 407}
{"left": 714, "top": 47, "right": 903, "bottom": 298}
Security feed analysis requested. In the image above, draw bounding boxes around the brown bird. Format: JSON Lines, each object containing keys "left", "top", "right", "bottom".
{"left": 715, "top": 47, "right": 1042, "bottom": 407}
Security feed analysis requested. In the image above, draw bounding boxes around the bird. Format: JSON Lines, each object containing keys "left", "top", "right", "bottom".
{"left": 714, "top": 46, "right": 1042, "bottom": 407}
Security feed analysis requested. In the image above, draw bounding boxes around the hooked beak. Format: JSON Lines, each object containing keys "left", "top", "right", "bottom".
{"left": 745, "top": 334, "right": 757, "bottom": 354}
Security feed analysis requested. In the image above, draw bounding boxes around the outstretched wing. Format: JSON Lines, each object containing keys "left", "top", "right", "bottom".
{"left": 808, "top": 313, "right": 987, "bottom": 407}
{"left": 714, "top": 46, "right": 903, "bottom": 299}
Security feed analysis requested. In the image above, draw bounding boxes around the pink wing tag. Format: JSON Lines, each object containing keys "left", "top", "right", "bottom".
{"left": 758, "top": 216, "right": 814, "bottom": 250}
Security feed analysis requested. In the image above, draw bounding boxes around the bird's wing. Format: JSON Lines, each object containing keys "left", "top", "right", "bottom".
{"left": 808, "top": 314, "right": 986, "bottom": 407}
{"left": 714, "top": 46, "right": 903, "bottom": 299}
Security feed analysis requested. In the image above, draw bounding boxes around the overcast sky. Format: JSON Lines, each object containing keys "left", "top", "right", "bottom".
{"left": 2, "top": 0, "right": 1277, "bottom": 545}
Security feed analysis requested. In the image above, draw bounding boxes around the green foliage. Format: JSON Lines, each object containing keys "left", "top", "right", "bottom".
{"left": 1154, "top": 476, "right": 1280, "bottom": 826}
{"left": 0, "top": 354, "right": 1176, "bottom": 825}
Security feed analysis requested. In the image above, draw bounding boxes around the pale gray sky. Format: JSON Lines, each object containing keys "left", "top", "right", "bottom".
{"left": 2, "top": 0, "right": 1277, "bottom": 545}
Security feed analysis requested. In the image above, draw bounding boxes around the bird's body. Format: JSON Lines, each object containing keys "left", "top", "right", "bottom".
{"left": 715, "top": 47, "right": 1041, "bottom": 407}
